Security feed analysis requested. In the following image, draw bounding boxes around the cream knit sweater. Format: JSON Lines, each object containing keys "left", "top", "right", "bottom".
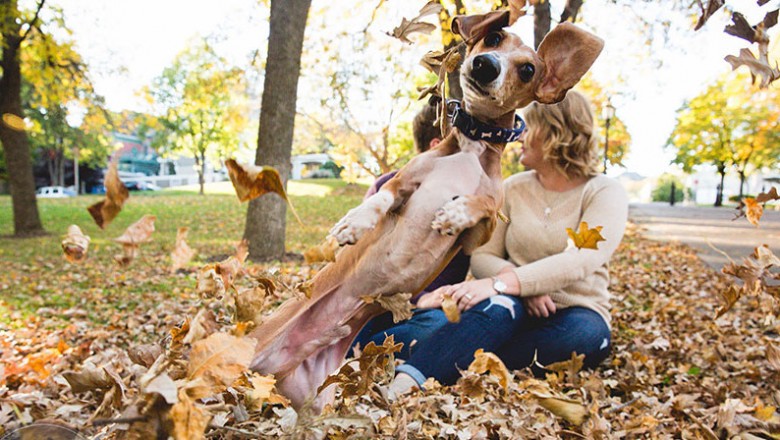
{"left": 471, "top": 171, "right": 628, "bottom": 327}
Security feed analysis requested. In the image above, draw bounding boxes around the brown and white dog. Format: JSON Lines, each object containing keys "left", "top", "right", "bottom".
{"left": 248, "top": 10, "right": 603, "bottom": 410}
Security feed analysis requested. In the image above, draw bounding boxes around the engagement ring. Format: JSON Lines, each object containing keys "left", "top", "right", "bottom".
{"left": 465, "top": 294, "right": 473, "bottom": 300}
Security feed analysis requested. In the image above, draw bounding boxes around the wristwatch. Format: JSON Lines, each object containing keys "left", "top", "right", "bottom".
{"left": 491, "top": 276, "right": 508, "bottom": 295}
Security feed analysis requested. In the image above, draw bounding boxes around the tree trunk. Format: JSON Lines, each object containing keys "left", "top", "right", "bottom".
{"left": 715, "top": 163, "right": 726, "bottom": 207}
{"left": 0, "top": 2, "right": 45, "bottom": 236}
{"left": 533, "top": 0, "right": 552, "bottom": 50}
{"left": 738, "top": 169, "right": 745, "bottom": 199}
{"left": 195, "top": 150, "right": 206, "bottom": 196}
{"left": 243, "top": 0, "right": 312, "bottom": 261}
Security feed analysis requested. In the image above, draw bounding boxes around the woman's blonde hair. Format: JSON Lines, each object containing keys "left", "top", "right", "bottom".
{"left": 523, "top": 90, "right": 600, "bottom": 179}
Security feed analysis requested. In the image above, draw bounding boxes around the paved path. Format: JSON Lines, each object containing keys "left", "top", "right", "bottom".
{"left": 628, "top": 202, "right": 780, "bottom": 269}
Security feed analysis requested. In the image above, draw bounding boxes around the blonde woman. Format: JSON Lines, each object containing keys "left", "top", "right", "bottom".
{"left": 391, "top": 90, "right": 628, "bottom": 392}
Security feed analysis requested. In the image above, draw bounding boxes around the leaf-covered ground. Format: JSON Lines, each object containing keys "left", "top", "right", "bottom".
{"left": 0, "top": 181, "right": 778, "bottom": 439}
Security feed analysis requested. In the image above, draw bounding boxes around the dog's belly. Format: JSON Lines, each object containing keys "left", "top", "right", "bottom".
{"left": 351, "top": 151, "right": 486, "bottom": 292}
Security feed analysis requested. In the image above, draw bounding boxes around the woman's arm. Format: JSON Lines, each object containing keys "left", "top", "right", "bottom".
{"left": 470, "top": 193, "right": 515, "bottom": 278}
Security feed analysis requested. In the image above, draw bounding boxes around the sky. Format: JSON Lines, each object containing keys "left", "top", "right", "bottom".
{"left": 50, "top": 0, "right": 775, "bottom": 178}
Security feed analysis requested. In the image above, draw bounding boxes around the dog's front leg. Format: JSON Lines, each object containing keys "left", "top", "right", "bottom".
{"left": 432, "top": 194, "right": 498, "bottom": 237}
{"left": 330, "top": 189, "right": 397, "bottom": 245}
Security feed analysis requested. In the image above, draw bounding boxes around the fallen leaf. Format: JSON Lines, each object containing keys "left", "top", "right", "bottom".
{"left": 544, "top": 352, "right": 585, "bottom": 383}
{"left": 566, "top": 221, "right": 606, "bottom": 250}
{"left": 171, "top": 227, "right": 196, "bottom": 272}
{"left": 235, "top": 283, "right": 274, "bottom": 323}
{"left": 196, "top": 256, "right": 244, "bottom": 299}
{"left": 441, "top": 293, "right": 460, "bottom": 323}
{"left": 468, "top": 349, "right": 511, "bottom": 389}
{"left": 87, "top": 159, "right": 129, "bottom": 229}
{"left": 225, "top": 159, "right": 301, "bottom": 223}
{"left": 127, "top": 344, "right": 163, "bottom": 368}
{"left": 186, "top": 333, "right": 255, "bottom": 399}
{"left": 169, "top": 390, "right": 210, "bottom": 440}
{"left": 62, "top": 364, "right": 113, "bottom": 393}
{"left": 144, "top": 372, "right": 178, "bottom": 404}
{"left": 183, "top": 310, "right": 219, "bottom": 345}
{"left": 525, "top": 379, "right": 588, "bottom": 425}
{"left": 243, "top": 373, "right": 289, "bottom": 410}
{"left": 319, "top": 336, "right": 402, "bottom": 399}
{"left": 767, "top": 341, "right": 780, "bottom": 371}
{"left": 61, "top": 225, "right": 90, "bottom": 263}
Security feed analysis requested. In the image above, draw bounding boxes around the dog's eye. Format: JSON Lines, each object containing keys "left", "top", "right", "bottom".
{"left": 483, "top": 32, "right": 502, "bottom": 48}
{"left": 519, "top": 63, "right": 535, "bottom": 82}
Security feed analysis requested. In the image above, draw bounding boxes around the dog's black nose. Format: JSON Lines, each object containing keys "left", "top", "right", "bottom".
{"left": 472, "top": 54, "right": 500, "bottom": 85}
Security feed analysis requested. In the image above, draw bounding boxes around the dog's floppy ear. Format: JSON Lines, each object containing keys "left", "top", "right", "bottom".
{"left": 451, "top": 10, "right": 510, "bottom": 43}
{"left": 534, "top": 23, "right": 604, "bottom": 104}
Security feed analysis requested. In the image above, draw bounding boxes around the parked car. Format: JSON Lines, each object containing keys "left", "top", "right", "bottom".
{"left": 36, "top": 186, "right": 76, "bottom": 198}
{"left": 124, "top": 181, "right": 161, "bottom": 191}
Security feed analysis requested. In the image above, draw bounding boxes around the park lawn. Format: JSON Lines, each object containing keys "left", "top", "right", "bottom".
{"left": 0, "top": 179, "right": 366, "bottom": 323}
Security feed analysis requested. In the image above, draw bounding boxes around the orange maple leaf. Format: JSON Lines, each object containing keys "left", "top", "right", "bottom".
{"left": 566, "top": 221, "right": 605, "bottom": 250}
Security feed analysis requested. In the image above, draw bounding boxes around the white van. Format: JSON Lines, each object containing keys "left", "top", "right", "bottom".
{"left": 36, "top": 186, "right": 76, "bottom": 198}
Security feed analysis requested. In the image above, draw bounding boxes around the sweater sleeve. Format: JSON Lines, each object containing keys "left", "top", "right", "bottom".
{"left": 513, "top": 179, "right": 628, "bottom": 296}
{"left": 470, "top": 185, "right": 516, "bottom": 278}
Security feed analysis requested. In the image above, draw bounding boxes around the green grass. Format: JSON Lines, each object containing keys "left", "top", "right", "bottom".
{"left": 0, "top": 179, "right": 367, "bottom": 322}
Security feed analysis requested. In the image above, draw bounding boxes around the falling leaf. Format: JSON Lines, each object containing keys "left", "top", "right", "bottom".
{"left": 756, "top": 187, "right": 779, "bottom": 204}
{"left": 508, "top": 0, "right": 530, "bottom": 25}
{"left": 225, "top": 159, "right": 301, "bottom": 223}
{"left": 441, "top": 293, "right": 460, "bottom": 323}
{"left": 61, "top": 225, "right": 90, "bottom": 263}
{"left": 169, "top": 391, "right": 210, "bottom": 440}
{"left": 87, "top": 159, "right": 129, "bottom": 229}
{"left": 235, "top": 284, "right": 272, "bottom": 323}
{"left": 2, "top": 113, "right": 26, "bottom": 131}
{"left": 468, "top": 349, "right": 511, "bottom": 389}
{"left": 566, "top": 221, "right": 606, "bottom": 250}
{"left": 725, "top": 47, "right": 780, "bottom": 88}
{"left": 389, "top": 1, "right": 442, "bottom": 44}
{"left": 113, "top": 215, "right": 156, "bottom": 266}
{"left": 197, "top": 255, "right": 245, "bottom": 299}
{"left": 715, "top": 284, "right": 742, "bottom": 318}
{"left": 362, "top": 293, "right": 413, "bottom": 323}
{"left": 171, "top": 227, "right": 196, "bottom": 272}
{"left": 303, "top": 235, "right": 339, "bottom": 264}
{"left": 186, "top": 333, "right": 255, "bottom": 399}
{"left": 694, "top": 0, "right": 724, "bottom": 30}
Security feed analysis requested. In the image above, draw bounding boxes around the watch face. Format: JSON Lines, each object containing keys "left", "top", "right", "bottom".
{"left": 493, "top": 278, "right": 507, "bottom": 293}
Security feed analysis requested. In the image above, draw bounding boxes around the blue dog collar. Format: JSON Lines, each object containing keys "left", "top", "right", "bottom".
{"left": 450, "top": 101, "right": 525, "bottom": 143}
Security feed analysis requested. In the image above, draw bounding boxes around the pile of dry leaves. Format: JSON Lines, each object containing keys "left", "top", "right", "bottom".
{"left": 1, "top": 217, "right": 778, "bottom": 438}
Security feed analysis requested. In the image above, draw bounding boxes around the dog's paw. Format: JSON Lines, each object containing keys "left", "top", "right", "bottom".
{"left": 431, "top": 196, "right": 476, "bottom": 236}
{"left": 329, "top": 207, "right": 379, "bottom": 246}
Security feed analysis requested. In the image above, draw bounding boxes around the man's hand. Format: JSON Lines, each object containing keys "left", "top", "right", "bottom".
{"left": 524, "top": 294, "right": 557, "bottom": 318}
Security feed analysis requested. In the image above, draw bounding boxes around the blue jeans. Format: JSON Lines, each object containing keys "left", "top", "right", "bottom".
{"left": 391, "top": 296, "right": 611, "bottom": 386}
{"left": 351, "top": 308, "right": 450, "bottom": 360}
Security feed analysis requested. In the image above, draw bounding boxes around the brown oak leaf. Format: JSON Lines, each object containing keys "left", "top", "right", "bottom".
{"left": 87, "top": 159, "right": 129, "bottom": 229}
{"left": 185, "top": 333, "right": 255, "bottom": 400}
{"left": 225, "top": 159, "right": 301, "bottom": 223}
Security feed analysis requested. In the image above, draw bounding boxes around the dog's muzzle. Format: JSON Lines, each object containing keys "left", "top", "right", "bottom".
{"left": 471, "top": 54, "right": 501, "bottom": 85}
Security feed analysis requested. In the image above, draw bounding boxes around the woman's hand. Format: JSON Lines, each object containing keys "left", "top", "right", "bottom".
{"left": 415, "top": 289, "right": 444, "bottom": 309}
{"left": 439, "top": 279, "right": 496, "bottom": 312}
{"left": 524, "top": 294, "right": 557, "bottom": 318}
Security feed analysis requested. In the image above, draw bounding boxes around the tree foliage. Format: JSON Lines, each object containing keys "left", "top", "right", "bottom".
{"left": 144, "top": 40, "right": 250, "bottom": 195}
{"left": 667, "top": 72, "right": 780, "bottom": 205}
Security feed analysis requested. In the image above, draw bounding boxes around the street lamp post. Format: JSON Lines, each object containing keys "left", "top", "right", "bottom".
{"left": 602, "top": 99, "right": 615, "bottom": 175}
